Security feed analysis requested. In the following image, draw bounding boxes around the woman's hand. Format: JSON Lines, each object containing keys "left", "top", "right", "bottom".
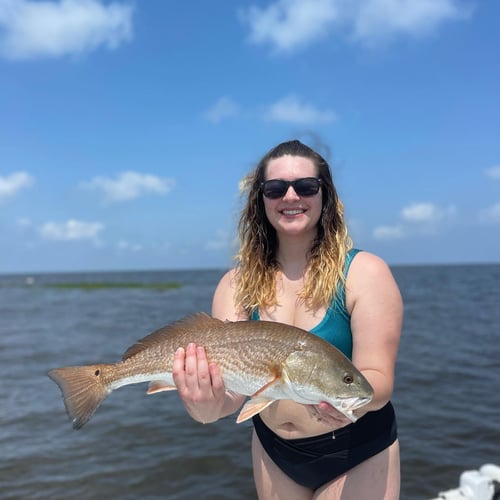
{"left": 172, "top": 343, "right": 227, "bottom": 424}
{"left": 307, "top": 402, "right": 354, "bottom": 428}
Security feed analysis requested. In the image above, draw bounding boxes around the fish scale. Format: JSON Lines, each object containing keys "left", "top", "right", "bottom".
{"left": 48, "top": 312, "right": 373, "bottom": 429}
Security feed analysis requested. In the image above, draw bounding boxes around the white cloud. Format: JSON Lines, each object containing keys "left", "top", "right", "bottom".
{"left": 204, "top": 95, "right": 336, "bottom": 126}
{"left": 16, "top": 217, "right": 32, "bottom": 226}
{"left": 484, "top": 165, "right": 500, "bottom": 180}
{"left": 241, "top": 0, "right": 470, "bottom": 52}
{"left": 401, "top": 202, "right": 456, "bottom": 222}
{"left": 264, "top": 95, "right": 336, "bottom": 125}
{"left": 39, "top": 219, "right": 104, "bottom": 241}
{"left": 373, "top": 224, "right": 405, "bottom": 240}
{"left": 242, "top": 0, "right": 340, "bottom": 52}
{"left": 479, "top": 202, "right": 500, "bottom": 224}
{"left": 374, "top": 201, "right": 457, "bottom": 240}
{"left": 81, "top": 171, "right": 175, "bottom": 203}
{"left": 116, "top": 239, "right": 143, "bottom": 252}
{"left": 205, "top": 230, "right": 231, "bottom": 251}
{"left": 204, "top": 96, "right": 240, "bottom": 124}
{"left": 352, "top": 0, "right": 470, "bottom": 45}
{"left": 401, "top": 202, "right": 434, "bottom": 221}
{"left": 0, "top": 0, "right": 133, "bottom": 60}
{"left": 0, "top": 171, "right": 34, "bottom": 201}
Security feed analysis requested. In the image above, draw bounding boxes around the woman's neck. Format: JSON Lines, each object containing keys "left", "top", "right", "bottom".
{"left": 276, "top": 232, "right": 316, "bottom": 280}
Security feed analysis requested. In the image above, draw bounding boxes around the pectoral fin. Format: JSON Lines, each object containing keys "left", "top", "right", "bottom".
{"left": 250, "top": 373, "right": 281, "bottom": 398}
{"left": 236, "top": 397, "right": 275, "bottom": 423}
{"left": 236, "top": 372, "right": 283, "bottom": 423}
{"left": 147, "top": 381, "right": 177, "bottom": 395}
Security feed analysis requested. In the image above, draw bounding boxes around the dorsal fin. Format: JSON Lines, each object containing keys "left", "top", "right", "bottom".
{"left": 122, "top": 312, "right": 224, "bottom": 360}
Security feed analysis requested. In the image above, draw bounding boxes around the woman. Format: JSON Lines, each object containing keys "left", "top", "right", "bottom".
{"left": 172, "top": 140, "right": 403, "bottom": 499}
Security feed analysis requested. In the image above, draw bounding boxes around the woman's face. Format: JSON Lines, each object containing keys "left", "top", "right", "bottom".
{"left": 263, "top": 155, "right": 323, "bottom": 240}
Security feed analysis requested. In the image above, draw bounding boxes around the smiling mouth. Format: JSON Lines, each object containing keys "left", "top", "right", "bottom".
{"left": 281, "top": 209, "right": 305, "bottom": 216}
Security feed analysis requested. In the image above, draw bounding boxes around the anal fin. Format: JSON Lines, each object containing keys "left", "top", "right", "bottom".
{"left": 147, "top": 380, "right": 177, "bottom": 395}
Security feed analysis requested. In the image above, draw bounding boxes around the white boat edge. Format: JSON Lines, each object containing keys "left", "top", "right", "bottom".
{"left": 430, "top": 464, "right": 500, "bottom": 500}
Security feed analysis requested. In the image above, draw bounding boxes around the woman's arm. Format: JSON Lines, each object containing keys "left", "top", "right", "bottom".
{"left": 172, "top": 270, "right": 246, "bottom": 423}
{"left": 314, "top": 251, "right": 402, "bottom": 423}
{"left": 348, "top": 251, "right": 403, "bottom": 415}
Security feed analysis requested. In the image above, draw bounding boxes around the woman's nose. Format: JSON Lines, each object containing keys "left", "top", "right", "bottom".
{"left": 282, "top": 185, "right": 300, "bottom": 200}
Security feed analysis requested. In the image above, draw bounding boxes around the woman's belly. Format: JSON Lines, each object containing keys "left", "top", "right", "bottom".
{"left": 258, "top": 400, "right": 348, "bottom": 439}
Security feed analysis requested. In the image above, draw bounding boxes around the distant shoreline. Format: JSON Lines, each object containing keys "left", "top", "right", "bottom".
{"left": 5, "top": 280, "right": 183, "bottom": 290}
{"left": 44, "top": 282, "right": 182, "bottom": 291}
{"left": 1, "top": 261, "right": 499, "bottom": 278}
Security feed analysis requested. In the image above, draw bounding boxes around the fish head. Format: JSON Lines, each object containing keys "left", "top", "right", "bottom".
{"left": 282, "top": 348, "right": 374, "bottom": 416}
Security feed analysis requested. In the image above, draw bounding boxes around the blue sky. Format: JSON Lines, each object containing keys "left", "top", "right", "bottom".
{"left": 1, "top": 0, "right": 499, "bottom": 273}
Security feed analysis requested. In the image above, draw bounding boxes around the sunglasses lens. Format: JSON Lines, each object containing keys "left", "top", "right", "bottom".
{"left": 262, "top": 180, "right": 288, "bottom": 199}
{"left": 262, "top": 178, "right": 321, "bottom": 199}
{"left": 295, "top": 178, "right": 321, "bottom": 196}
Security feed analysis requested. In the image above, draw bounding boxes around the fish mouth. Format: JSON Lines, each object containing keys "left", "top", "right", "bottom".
{"left": 328, "top": 396, "right": 372, "bottom": 423}
{"left": 331, "top": 396, "right": 372, "bottom": 412}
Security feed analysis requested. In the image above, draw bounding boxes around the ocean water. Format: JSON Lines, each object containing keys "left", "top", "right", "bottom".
{"left": 0, "top": 264, "right": 498, "bottom": 499}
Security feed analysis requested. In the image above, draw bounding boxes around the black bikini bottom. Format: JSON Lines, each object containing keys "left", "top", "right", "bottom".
{"left": 252, "top": 402, "right": 397, "bottom": 490}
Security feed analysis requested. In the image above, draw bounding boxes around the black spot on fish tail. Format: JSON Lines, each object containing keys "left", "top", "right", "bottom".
{"left": 48, "top": 365, "right": 109, "bottom": 429}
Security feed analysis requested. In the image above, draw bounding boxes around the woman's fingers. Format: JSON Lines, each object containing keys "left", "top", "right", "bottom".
{"left": 184, "top": 343, "right": 199, "bottom": 387}
{"left": 172, "top": 346, "right": 187, "bottom": 391}
{"left": 308, "top": 402, "right": 352, "bottom": 426}
{"left": 173, "top": 343, "right": 217, "bottom": 397}
{"left": 196, "top": 346, "right": 213, "bottom": 390}
{"left": 208, "top": 362, "right": 225, "bottom": 397}
{"left": 171, "top": 343, "right": 228, "bottom": 424}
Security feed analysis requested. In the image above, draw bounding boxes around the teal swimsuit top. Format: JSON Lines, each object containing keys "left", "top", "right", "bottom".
{"left": 250, "top": 248, "right": 360, "bottom": 360}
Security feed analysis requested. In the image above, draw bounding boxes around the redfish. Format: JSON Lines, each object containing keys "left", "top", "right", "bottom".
{"left": 48, "top": 313, "right": 373, "bottom": 429}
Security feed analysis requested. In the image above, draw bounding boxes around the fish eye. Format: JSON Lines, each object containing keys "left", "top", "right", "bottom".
{"left": 343, "top": 374, "right": 353, "bottom": 384}
{"left": 94, "top": 369, "right": 100, "bottom": 376}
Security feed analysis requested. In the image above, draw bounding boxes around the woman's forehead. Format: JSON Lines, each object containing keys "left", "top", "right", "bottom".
{"left": 265, "top": 155, "right": 316, "bottom": 178}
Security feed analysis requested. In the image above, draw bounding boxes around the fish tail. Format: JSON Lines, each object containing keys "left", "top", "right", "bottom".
{"left": 48, "top": 365, "right": 110, "bottom": 429}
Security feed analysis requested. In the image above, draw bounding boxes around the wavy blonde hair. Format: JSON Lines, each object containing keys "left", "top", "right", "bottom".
{"left": 234, "top": 140, "right": 353, "bottom": 314}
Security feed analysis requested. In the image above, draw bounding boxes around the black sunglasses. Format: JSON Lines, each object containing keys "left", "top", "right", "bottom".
{"left": 261, "top": 177, "right": 322, "bottom": 199}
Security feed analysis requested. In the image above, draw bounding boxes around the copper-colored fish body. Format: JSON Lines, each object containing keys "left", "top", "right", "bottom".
{"left": 48, "top": 313, "right": 373, "bottom": 429}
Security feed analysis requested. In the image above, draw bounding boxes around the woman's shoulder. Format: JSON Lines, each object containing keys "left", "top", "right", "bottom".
{"left": 350, "top": 250, "right": 392, "bottom": 274}
{"left": 347, "top": 251, "right": 400, "bottom": 298}
{"left": 216, "top": 268, "right": 238, "bottom": 290}
{"left": 212, "top": 268, "right": 244, "bottom": 321}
